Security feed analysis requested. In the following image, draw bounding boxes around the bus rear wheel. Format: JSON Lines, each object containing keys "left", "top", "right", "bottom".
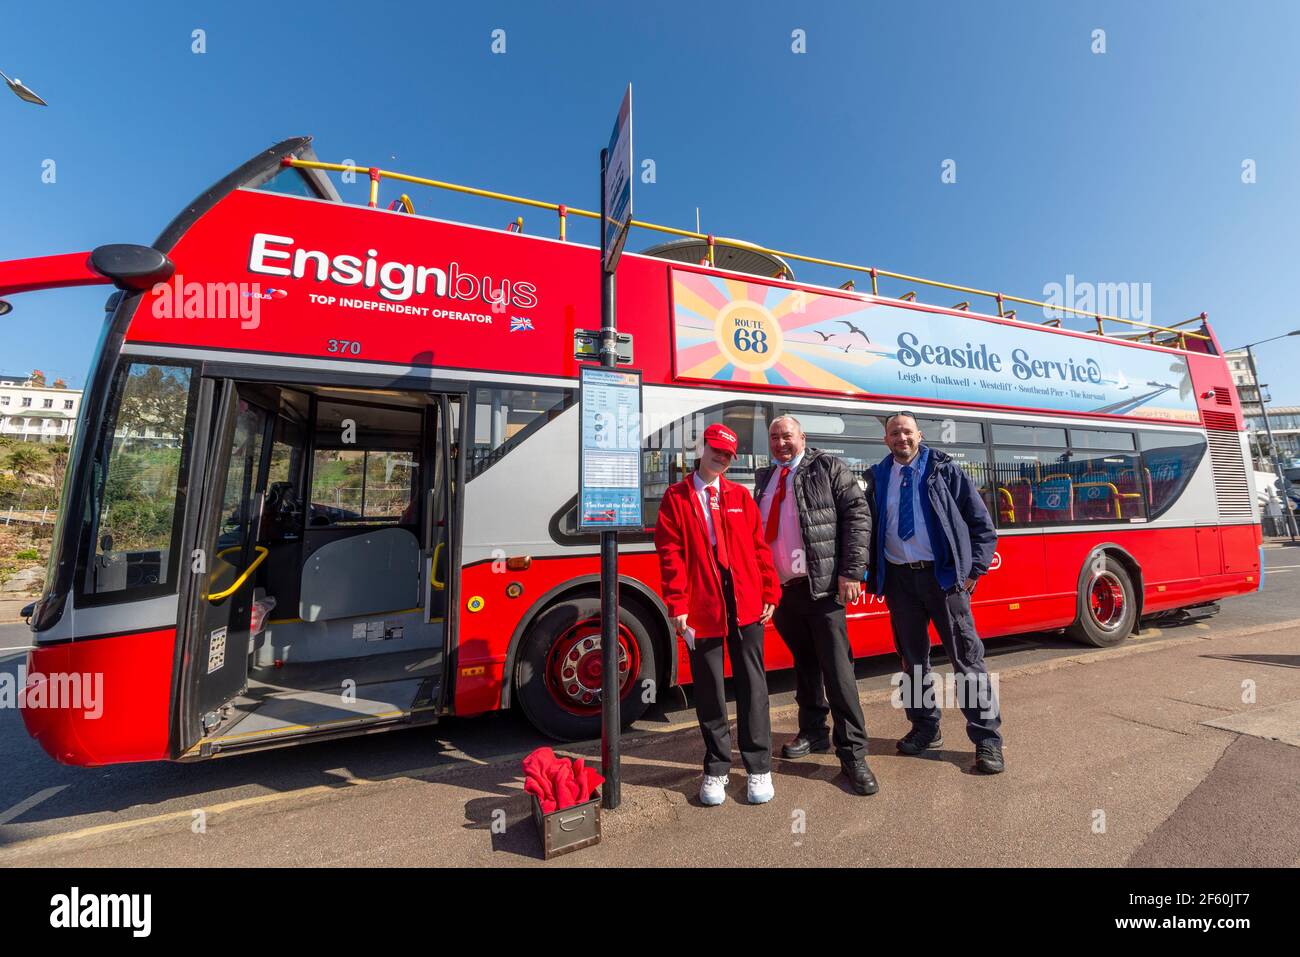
{"left": 1067, "top": 558, "right": 1137, "bottom": 648}
{"left": 514, "top": 597, "right": 658, "bottom": 742}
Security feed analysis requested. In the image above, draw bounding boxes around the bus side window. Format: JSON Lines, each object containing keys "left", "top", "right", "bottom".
{"left": 640, "top": 401, "right": 773, "bottom": 528}
{"left": 84, "top": 362, "right": 196, "bottom": 596}
{"left": 1139, "top": 431, "right": 1208, "bottom": 520}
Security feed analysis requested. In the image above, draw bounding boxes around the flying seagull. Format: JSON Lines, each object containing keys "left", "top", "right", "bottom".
{"left": 813, "top": 330, "right": 834, "bottom": 342}
{"left": 837, "top": 320, "right": 871, "bottom": 344}
{"left": 0, "top": 69, "right": 47, "bottom": 106}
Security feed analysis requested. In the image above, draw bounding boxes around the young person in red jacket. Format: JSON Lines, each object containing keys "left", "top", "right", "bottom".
{"left": 654, "top": 423, "right": 781, "bottom": 806}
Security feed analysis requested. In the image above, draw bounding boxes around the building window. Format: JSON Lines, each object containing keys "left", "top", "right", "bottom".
{"left": 43, "top": 398, "right": 53, "bottom": 408}
{"left": 21, "top": 397, "right": 31, "bottom": 407}
{"left": 64, "top": 399, "right": 74, "bottom": 410}
{"left": 0, "top": 396, "right": 8, "bottom": 406}
{"left": 308, "top": 399, "right": 422, "bottom": 525}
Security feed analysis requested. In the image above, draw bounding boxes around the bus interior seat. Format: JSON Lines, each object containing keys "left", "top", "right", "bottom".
{"left": 254, "top": 526, "right": 434, "bottom": 666}
{"left": 1004, "top": 480, "right": 1034, "bottom": 522}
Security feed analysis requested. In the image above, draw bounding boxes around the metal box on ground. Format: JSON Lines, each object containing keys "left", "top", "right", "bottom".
{"left": 531, "top": 792, "right": 601, "bottom": 860}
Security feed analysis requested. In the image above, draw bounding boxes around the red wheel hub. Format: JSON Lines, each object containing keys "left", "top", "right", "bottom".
{"left": 545, "top": 617, "right": 640, "bottom": 716}
{"left": 1089, "top": 572, "right": 1125, "bottom": 631}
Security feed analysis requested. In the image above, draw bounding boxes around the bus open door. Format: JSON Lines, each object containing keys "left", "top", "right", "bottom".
{"left": 175, "top": 378, "right": 464, "bottom": 758}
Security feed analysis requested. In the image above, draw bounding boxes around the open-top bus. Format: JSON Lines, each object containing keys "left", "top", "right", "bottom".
{"left": 4, "top": 137, "right": 1260, "bottom": 765}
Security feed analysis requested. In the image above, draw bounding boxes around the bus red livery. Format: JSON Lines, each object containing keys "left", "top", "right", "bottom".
{"left": 4, "top": 137, "right": 1260, "bottom": 765}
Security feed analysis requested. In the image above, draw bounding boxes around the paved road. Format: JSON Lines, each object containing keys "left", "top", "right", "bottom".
{"left": 1, "top": 543, "right": 1297, "bottom": 863}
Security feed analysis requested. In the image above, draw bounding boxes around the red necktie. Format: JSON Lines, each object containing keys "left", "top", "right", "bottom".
{"left": 707, "top": 486, "right": 730, "bottom": 569}
{"left": 765, "top": 467, "right": 791, "bottom": 543}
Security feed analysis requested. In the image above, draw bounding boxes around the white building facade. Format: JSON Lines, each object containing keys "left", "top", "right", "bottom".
{"left": 0, "top": 372, "right": 82, "bottom": 443}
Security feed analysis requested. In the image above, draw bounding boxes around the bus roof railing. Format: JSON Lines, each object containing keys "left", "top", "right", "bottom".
{"left": 281, "top": 157, "right": 1213, "bottom": 350}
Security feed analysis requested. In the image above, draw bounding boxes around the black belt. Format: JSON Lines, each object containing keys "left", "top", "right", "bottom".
{"left": 780, "top": 576, "right": 809, "bottom": 589}
{"left": 889, "top": 560, "right": 934, "bottom": 570}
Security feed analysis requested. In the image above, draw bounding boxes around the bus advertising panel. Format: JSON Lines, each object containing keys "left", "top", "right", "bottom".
{"left": 670, "top": 269, "right": 1200, "bottom": 423}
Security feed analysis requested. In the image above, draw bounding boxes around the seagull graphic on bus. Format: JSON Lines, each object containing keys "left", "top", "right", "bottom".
{"left": 836, "top": 319, "right": 872, "bottom": 344}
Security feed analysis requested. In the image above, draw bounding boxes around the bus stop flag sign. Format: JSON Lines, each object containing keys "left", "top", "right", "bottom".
{"left": 602, "top": 85, "right": 632, "bottom": 272}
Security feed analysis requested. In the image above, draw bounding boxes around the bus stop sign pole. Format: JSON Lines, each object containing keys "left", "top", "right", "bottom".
{"left": 598, "top": 146, "right": 621, "bottom": 810}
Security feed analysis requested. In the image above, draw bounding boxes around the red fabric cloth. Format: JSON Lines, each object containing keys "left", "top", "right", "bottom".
{"left": 523, "top": 747, "right": 606, "bottom": 813}
{"left": 654, "top": 475, "right": 781, "bottom": 639}
{"left": 523, "top": 747, "right": 559, "bottom": 813}
{"left": 571, "top": 757, "right": 605, "bottom": 804}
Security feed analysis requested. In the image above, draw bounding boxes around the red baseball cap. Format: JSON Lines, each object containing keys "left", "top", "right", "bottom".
{"left": 702, "top": 423, "right": 738, "bottom": 455}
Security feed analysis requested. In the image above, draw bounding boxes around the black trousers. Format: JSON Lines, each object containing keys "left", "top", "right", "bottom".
{"left": 687, "top": 564, "right": 772, "bottom": 776}
{"left": 772, "top": 578, "right": 869, "bottom": 763}
{"left": 883, "top": 562, "right": 1002, "bottom": 746}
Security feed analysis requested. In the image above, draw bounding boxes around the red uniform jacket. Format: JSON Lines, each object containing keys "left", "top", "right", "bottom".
{"left": 654, "top": 474, "right": 781, "bottom": 638}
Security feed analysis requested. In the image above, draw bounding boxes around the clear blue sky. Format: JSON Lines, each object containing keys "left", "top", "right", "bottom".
{"left": 4, "top": 0, "right": 1300, "bottom": 402}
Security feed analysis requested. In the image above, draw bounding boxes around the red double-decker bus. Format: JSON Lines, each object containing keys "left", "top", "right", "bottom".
{"left": 5, "top": 137, "right": 1260, "bottom": 764}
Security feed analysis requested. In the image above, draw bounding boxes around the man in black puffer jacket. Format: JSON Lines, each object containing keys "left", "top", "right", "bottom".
{"left": 754, "top": 415, "right": 877, "bottom": 795}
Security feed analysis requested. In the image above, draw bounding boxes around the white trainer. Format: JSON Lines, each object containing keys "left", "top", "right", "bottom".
{"left": 699, "top": 774, "right": 729, "bottom": 806}
{"left": 747, "top": 771, "right": 774, "bottom": 804}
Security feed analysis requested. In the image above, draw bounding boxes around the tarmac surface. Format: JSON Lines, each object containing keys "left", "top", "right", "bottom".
{"left": 1, "top": 545, "right": 1297, "bottom": 866}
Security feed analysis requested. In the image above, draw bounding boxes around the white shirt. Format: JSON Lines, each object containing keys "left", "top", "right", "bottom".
{"left": 759, "top": 452, "right": 805, "bottom": 583}
{"left": 883, "top": 452, "right": 935, "bottom": 564}
{"left": 692, "top": 471, "right": 721, "bottom": 546}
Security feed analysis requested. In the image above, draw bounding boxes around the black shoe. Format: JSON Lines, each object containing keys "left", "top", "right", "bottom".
{"left": 781, "top": 732, "right": 832, "bottom": 759}
{"left": 841, "top": 758, "right": 880, "bottom": 796}
{"left": 974, "top": 741, "right": 1005, "bottom": 774}
{"left": 896, "top": 726, "right": 943, "bottom": 755}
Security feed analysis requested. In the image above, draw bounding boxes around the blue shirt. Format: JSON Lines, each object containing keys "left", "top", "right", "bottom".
{"left": 883, "top": 447, "right": 935, "bottom": 563}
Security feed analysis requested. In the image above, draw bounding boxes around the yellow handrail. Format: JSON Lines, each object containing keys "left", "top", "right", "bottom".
{"left": 430, "top": 541, "right": 445, "bottom": 591}
{"left": 996, "top": 486, "right": 1016, "bottom": 524}
{"left": 281, "top": 157, "right": 1211, "bottom": 345}
{"left": 208, "top": 545, "right": 269, "bottom": 602}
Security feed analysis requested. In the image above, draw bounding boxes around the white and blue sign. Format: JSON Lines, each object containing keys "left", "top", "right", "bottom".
{"left": 602, "top": 84, "right": 633, "bottom": 272}
{"left": 579, "top": 366, "right": 643, "bottom": 529}
{"left": 1034, "top": 477, "right": 1072, "bottom": 512}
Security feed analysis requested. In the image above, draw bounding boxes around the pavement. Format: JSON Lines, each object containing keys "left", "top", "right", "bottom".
{"left": 0, "top": 599, "right": 34, "bottom": 626}
{"left": 2, "top": 615, "right": 1296, "bottom": 867}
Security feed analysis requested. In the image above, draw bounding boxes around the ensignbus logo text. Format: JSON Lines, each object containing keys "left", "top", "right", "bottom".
{"left": 246, "top": 232, "right": 539, "bottom": 308}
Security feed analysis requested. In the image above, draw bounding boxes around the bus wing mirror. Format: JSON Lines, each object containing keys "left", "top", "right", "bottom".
{"left": 89, "top": 244, "right": 174, "bottom": 292}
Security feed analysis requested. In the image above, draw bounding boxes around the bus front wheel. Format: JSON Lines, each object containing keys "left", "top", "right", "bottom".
{"left": 1067, "top": 557, "right": 1137, "bottom": 648}
{"left": 514, "top": 597, "right": 658, "bottom": 742}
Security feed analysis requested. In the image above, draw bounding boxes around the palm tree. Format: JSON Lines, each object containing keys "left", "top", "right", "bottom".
{"left": 6, "top": 445, "right": 43, "bottom": 483}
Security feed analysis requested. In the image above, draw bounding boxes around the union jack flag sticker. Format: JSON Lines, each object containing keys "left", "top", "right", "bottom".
{"left": 510, "top": 316, "right": 534, "bottom": 332}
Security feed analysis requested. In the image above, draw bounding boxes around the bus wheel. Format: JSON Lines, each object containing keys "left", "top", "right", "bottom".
{"left": 514, "top": 597, "right": 658, "bottom": 742}
{"left": 1067, "top": 558, "right": 1137, "bottom": 648}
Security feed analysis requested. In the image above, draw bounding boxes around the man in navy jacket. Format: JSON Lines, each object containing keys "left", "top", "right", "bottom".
{"left": 869, "top": 412, "right": 1005, "bottom": 773}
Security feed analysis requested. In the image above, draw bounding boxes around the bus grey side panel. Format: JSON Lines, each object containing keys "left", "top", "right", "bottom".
{"left": 299, "top": 527, "right": 420, "bottom": 623}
